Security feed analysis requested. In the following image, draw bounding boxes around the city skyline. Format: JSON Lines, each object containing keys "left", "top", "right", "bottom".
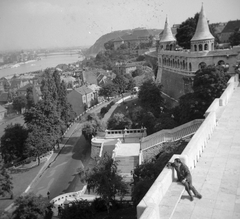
{"left": 0, "top": 0, "right": 240, "bottom": 51}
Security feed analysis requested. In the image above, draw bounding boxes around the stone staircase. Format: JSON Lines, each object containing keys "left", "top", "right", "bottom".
{"left": 140, "top": 119, "right": 203, "bottom": 162}
{"left": 116, "top": 156, "right": 139, "bottom": 175}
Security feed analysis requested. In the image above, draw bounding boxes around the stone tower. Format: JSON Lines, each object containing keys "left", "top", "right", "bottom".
{"left": 157, "top": 17, "right": 176, "bottom": 82}
{"left": 190, "top": 4, "right": 215, "bottom": 52}
{"left": 159, "top": 17, "right": 176, "bottom": 51}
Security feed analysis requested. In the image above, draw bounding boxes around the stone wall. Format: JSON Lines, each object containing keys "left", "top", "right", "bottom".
{"left": 160, "top": 68, "right": 190, "bottom": 100}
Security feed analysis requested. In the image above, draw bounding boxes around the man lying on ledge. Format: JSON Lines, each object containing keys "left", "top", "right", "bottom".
{"left": 166, "top": 158, "right": 202, "bottom": 201}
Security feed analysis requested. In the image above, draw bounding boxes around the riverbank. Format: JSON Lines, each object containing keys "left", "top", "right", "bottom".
{"left": 0, "top": 54, "right": 83, "bottom": 78}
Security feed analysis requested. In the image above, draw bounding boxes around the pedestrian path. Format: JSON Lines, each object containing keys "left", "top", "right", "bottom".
{"left": 170, "top": 85, "right": 240, "bottom": 219}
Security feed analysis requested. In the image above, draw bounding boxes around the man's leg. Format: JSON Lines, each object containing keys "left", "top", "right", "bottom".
{"left": 182, "top": 181, "right": 193, "bottom": 201}
{"left": 187, "top": 179, "right": 202, "bottom": 199}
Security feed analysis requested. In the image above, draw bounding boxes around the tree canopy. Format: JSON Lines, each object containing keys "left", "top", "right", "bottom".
{"left": 107, "top": 113, "right": 132, "bottom": 130}
{"left": 0, "top": 160, "right": 13, "bottom": 197}
{"left": 82, "top": 113, "right": 105, "bottom": 142}
{"left": 0, "top": 124, "right": 29, "bottom": 163}
{"left": 138, "top": 79, "right": 164, "bottom": 116}
{"left": 229, "top": 29, "right": 240, "bottom": 46}
{"left": 86, "top": 153, "right": 128, "bottom": 213}
{"left": 12, "top": 95, "right": 27, "bottom": 113}
{"left": 174, "top": 65, "right": 230, "bottom": 124}
{"left": 98, "top": 82, "right": 118, "bottom": 99}
{"left": 12, "top": 193, "right": 52, "bottom": 219}
{"left": 175, "top": 13, "right": 199, "bottom": 49}
{"left": 60, "top": 200, "right": 94, "bottom": 219}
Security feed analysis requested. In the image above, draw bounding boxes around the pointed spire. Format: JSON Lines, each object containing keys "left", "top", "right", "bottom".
{"left": 191, "top": 4, "right": 214, "bottom": 41}
{"left": 160, "top": 16, "right": 176, "bottom": 43}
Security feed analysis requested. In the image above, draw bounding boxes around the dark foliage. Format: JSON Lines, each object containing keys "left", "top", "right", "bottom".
{"left": 175, "top": 13, "right": 199, "bottom": 49}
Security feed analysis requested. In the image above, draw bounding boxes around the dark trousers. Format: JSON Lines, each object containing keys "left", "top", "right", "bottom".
{"left": 182, "top": 176, "right": 200, "bottom": 197}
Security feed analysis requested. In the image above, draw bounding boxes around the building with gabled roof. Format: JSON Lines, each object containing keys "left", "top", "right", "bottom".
{"left": 220, "top": 20, "right": 240, "bottom": 43}
{"left": 0, "top": 92, "right": 9, "bottom": 105}
{"left": 67, "top": 85, "right": 94, "bottom": 116}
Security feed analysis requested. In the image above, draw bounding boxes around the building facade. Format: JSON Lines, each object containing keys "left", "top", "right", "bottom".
{"left": 156, "top": 6, "right": 240, "bottom": 100}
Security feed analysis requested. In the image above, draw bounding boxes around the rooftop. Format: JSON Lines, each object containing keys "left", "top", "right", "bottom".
{"left": 191, "top": 5, "right": 214, "bottom": 42}
{"left": 221, "top": 20, "right": 240, "bottom": 33}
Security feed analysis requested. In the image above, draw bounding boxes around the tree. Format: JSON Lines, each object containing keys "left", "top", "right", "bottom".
{"left": 1, "top": 124, "right": 29, "bottom": 163}
{"left": 24, "top": 126, "right": 54, "bottom": 165}
{"left": 60, "top": 200, "right": 94, "bottom": 219}
{"left": 104, "top": 40, "right": 114, "bottom": 50}
{"left": 124, "top": 73, "right": 136, "bottom": 92}
{"left": 26, "top": 87, "right": 35, "bottom": 109}
{"left": 82, "top": 122, "right": 96, "bottom": 142}
{"left": 12, "top": 95, "right": 27, "bottom": 113}
{"left": 112, "top": 74, "right": 129, "bottom": 96}
{"left": 175, "top": 13, "right": 199, "bottom": 49}
{"left": 138, "top": 79, "right": 165, "bottom": 116}
{"left": 12, "top": 193, "right": 52, "bottom": 219}
{"left": 82, "top": 113, "right": 105, "bottom": 142}
{"left": 229, "top": 28, "right": 240, "bottom": 46}
{"left": 193, "top": 65, "right": 230, "bottom": 104}
{"left": 24, "top": 99, "right": 63, "bottom": 144}
{"left": 132, "top": 140, "right": 187, "bottom": 205}
{"left": 0, "top": 160, "right": 13, "bottom": 198}
{"left": 99, "top": 82, "right": 118, "bottom": 100}
{"left": 107, "top": 113, "right": 132, "bottom": 130}
{"left": 85, "top": 153, "right": 128, "bottom": 213}
{"left": 174, "top": 65, "right": 230, "bottom": 124}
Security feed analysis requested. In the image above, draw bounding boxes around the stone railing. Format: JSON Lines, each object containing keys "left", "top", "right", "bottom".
{"left": 50, "top": 185, "right": 87, "bottom": 206}
{"left": 140, "top": 119, "right": 203, "bottom": 151}
{"left": 137, "top": 74, "right": 239, "bottom": 219}
{"left": 105, "top": 128, "right": 147, "bottom": 139}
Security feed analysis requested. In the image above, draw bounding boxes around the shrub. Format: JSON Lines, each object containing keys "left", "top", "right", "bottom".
{"left": 92, "top": 198, "right": 107, "bottom": 212}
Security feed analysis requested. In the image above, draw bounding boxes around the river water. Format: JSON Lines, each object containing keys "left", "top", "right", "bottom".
{"left": 0, "top": 54, "right": 82, "bottom": 78}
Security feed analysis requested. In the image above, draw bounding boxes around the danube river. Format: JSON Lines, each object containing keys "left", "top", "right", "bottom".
{"left": 0, "top": 54, "right": 83, "bottom": 78}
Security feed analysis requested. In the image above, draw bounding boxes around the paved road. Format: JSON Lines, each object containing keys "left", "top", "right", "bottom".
{"left": 27, "top": 100, "right": 112, "bottom": 200}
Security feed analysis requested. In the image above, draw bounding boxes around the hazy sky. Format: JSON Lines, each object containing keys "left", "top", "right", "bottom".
{"left": 0, "top": 0, "right": 239, "bottom": 51}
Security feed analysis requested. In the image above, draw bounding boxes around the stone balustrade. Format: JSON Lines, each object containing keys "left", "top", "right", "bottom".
{"left": 51, "top": 185, "right": 87, "bottom": 206}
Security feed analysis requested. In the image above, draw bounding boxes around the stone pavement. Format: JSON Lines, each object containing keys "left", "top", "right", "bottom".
{"left": 170, "top": 85, "right": 240, "bottom": 219}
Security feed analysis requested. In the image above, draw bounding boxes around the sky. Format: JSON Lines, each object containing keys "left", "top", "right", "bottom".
{"left": 0, "top": 0, "right": 240, "bottom": 51}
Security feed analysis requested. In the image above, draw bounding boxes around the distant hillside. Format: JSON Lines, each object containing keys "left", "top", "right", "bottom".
{"left": 85, "top": 28, "right": 162, "bottom": 57}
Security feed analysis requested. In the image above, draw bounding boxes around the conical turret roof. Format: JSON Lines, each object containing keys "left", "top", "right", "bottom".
{"left": 160, "top": 17, "right": 176, "bottom": 43}
{"left": 191, "top": 5, "right": 214, "bottom": 41}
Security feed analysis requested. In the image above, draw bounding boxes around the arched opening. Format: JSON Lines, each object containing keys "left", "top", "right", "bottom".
{"left": 183, "top": 60, "right": 185, "bottom": 69}
{"left": 173, "top": 59, "right": 175, "bottom": 68}
{"left": 186, "top": 62, "right": 188, "bottom": 70}
{"left": 170, "top": 44, "right": 173, "bottom": 51}
{"left": 199, "top": 44, "right": 203, "bottom": 51}
{"left": 194, "top": 45, "right": 197, "bottom": 51}
{"left": 166, "top": 44, "right": 170, "bottom": 50}
{"left": 198, "top": 62, "right": 207, "bottom": 69}
{"left": 204, "top": 44, "right": 208, "bottom": 50}
{"left": 189, "top": 63, "right": 192, "bottom": 72}
{"left": 177, "top": 60, "right": 180, "bottom": 68}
